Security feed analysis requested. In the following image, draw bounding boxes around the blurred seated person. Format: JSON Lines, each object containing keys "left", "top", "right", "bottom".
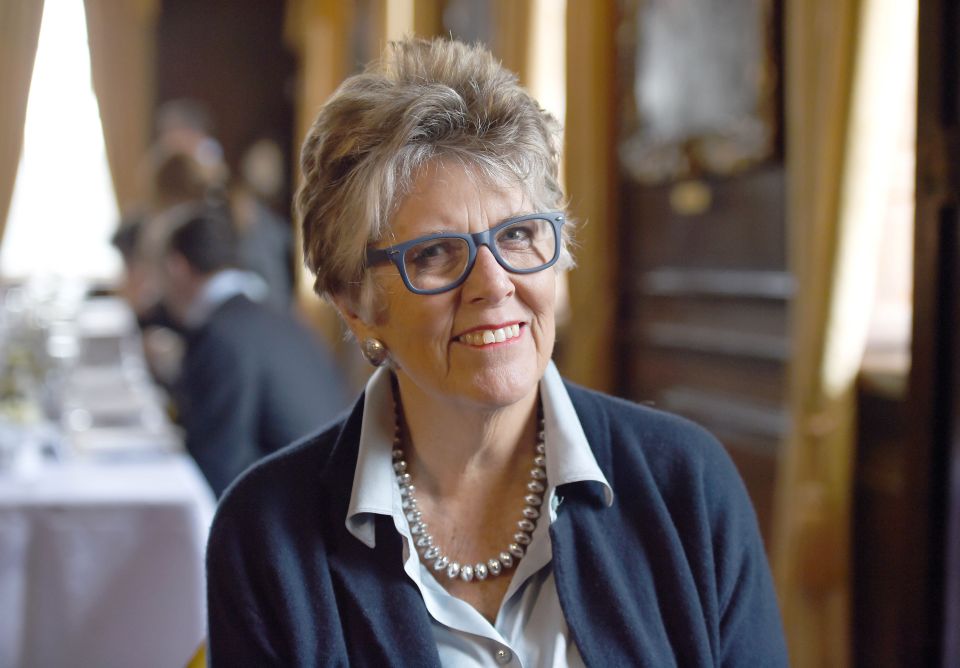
{"left": 230, "top": 139, "right": 295, "bottom": 312}
{"left": 111, "top": 214, "right": 185, "bottom": 389}
{"left": 160, "top": 205, "right": 351, "bottom": 497}
{"left": 147, "top": 140, "right": 294, "bottom": 312}
{"left": 111, "top": 213, "right": 169, "bottom": 326}
{"left": 238, "top": 137, "right": 288, "bottom": 213}
{"left": 154, "top": 98, "right": 227, "bottom": 189}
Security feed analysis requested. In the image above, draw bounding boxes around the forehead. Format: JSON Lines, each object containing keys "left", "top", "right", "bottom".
{"left": 387, "top": 160, "right": 532, "bottom": 240}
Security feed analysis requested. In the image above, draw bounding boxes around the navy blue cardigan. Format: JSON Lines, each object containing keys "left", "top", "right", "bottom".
{"left": 207, "top": 381, "right": 788, "bottom": 667}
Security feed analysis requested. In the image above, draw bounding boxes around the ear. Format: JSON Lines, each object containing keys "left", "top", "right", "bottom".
{"left": 330, "top": 291, "right": 377, "bottom": 343}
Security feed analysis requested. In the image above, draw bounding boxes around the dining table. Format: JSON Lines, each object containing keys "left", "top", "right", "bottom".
{"left": 0, "top": 293, "right": 215, "bottom": 668}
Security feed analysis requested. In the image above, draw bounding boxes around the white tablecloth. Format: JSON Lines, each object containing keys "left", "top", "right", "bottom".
{"left": 0, "top": 455, "right": 216, "bottom": 668}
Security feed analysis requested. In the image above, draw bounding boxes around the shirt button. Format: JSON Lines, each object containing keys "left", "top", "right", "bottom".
{"left": 494, "top": 647, "right": 513, "bottom": 664}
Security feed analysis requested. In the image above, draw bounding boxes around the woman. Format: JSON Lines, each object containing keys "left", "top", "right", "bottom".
{"left": 206, "top": 38, "right": 787, "bottom": 666}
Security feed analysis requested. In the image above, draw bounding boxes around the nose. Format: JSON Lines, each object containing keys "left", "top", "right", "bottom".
{"left": 462, "top": 245, "right": 514, "bottom": 304}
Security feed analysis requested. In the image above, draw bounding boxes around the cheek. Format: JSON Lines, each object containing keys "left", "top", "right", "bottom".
{"left": 528, "top": 274, "right": 559, "bottom": 318}
{"left": 522, "top": 278, "right": 558, "bottom": 356}
{"left": 378, "top": 290, "right": 455, "bottom": 351}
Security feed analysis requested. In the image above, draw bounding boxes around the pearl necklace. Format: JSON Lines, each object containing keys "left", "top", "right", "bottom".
{"left": 391, "top": 389, "right": 547, "bottom": 583}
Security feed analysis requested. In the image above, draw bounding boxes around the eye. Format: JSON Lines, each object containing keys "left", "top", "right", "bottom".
{"left": 496, "top": 224, "right": 535, "bottom": 250}
{"left": 405, "top": 238, "right": 465, "bottom": 270}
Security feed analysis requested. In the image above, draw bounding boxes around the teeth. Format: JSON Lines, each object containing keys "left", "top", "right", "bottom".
{"left": 460, "top": 323, "right": 521, "bottom": 346}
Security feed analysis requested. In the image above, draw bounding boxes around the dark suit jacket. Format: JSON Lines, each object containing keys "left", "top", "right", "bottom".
{"left": 175, "top": 294, "right": 350, "bottom": 497}
{"left": 206, "top": 380, "right": 787, "bottom": 666}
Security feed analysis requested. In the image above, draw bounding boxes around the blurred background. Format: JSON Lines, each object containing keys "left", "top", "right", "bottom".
{"left": 0, "top": 0, "right": 957, "bottom": 666}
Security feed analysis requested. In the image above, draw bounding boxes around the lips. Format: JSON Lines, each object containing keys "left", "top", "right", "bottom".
{"left": 457, "top": 323, "right": 522, "bottom": 346}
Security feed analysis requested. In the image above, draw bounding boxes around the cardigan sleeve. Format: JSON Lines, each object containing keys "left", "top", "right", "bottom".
{"left": 702, "top": 442, "right": 789, "bottom": 667}
{"left": 205, "top": 433, "right": 358, "bottom": 668}
{"left": 206, "top": 497, "right": 288, "bottom": 666}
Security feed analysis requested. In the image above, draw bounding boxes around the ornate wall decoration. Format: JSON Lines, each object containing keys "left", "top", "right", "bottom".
{"left": 618, "top": 0, "right": 778, "bottom": 184}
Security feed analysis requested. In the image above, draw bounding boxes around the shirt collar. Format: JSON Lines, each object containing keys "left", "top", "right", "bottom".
{"left": 539, "top": 361, "right": 614, "bottom": 508}
{"left": 345, "top": 366, "right": 398, "bottom": 548}
{"left": 184, "top": 269, "right": 268, "bottom": 328}
{"left": 345, "top": 361, "right": 614, "bottom": 549}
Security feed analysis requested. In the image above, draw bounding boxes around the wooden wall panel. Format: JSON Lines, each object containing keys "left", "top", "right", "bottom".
{"left": 613, "top": 17, "right": 790, "bottom": 539}
{"left": 155, "top": 0, "right": 297, "bottom": 209}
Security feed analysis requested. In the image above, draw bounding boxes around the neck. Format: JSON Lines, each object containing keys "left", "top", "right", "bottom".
{"left": 392, "top": 372, "right": 539, "bottom": 498}
{"left": 389, "top": 370, "right": 548, "bottom": 592}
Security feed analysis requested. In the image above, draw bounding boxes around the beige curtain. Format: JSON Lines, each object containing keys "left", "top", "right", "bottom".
{"left": 381, "top": 0, "right": 444, "bottom": 41}
{"left": 285, "top": 0, "right": 354, "bottom": 161}
{"left": 771, "top": 1, "right": 861, "bottom": 665}
{"left": 83, "top": 0, "right": 159, "bottom": 212}
{"left": 773, "top": 0, "right": 916, "bottom": 664}
{"left": 284, "top": 0, "right": 362, "bottom": 381}
{"left": 491, "top": 1, "right": 532, "bottom": 81}
{"left": 560, "top": 0, "right": 617, "bottom": 392}
{"left": 0, "top": 0, "right": 45, "bottom": 243}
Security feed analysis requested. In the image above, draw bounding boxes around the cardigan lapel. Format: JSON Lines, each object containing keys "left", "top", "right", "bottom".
{"left": 325, "top": 517, "right": 441, "bottom": 667}
{"left": 322, "top": 394, "right": 442, "bottom": 667}
{"left": 552, "top": 384, "right": 714, "bottom": 667}
{"left": 552, "top": 385, "right": 670, "bottom": 668}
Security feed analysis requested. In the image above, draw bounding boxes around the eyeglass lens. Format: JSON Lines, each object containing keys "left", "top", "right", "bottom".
{"left": 402, "top": 216, "right": 557, "bottom": 291}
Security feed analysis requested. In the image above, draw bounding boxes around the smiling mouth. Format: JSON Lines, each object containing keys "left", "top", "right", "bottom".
{"left": 457, "top": 323, "right": 522, "bottom": 346}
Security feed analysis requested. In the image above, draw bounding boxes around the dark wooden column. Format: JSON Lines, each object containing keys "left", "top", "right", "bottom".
{"left": 904, "top": 0, "right": 960, "bottom": 664}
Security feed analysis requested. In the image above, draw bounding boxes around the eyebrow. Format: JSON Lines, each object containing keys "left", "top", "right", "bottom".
{"left": 410, "top": 212, "right": 533, "bottom": 236}
{"left": 377, "top": 210, "right": 537, "bottom": 248}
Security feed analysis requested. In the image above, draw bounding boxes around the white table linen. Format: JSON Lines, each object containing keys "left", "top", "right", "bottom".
{"left": 0, "top": 455, "right": 215, "bottom": 668}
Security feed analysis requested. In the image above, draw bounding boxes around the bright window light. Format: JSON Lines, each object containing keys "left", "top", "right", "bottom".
{"left": 1, "top": 0, "right": 121, "bottom": 282}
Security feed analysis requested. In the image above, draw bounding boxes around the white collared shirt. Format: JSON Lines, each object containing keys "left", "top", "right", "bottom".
{"left": 183, "top": 269, "right": 268, "bottom": 329}
{"left": 346, "top": 361, "right": 614, "bottom": 667}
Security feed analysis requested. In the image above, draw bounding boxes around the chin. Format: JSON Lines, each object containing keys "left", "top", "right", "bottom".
{"left": 457, "top": 361, "right": 543, "bottom": 410}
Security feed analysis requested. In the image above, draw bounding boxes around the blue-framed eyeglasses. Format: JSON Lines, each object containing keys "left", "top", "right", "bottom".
{"left": 365, "top": 211, "right": 566, "bottom": 295}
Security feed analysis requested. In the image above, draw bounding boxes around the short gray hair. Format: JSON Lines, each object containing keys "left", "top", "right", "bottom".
{"left": 296, "top": 37, "right": 570, "bottom": 301}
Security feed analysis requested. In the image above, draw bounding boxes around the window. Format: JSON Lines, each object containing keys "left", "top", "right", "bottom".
{"left": 1, "top": 0, "right": 121, "bottom": 283}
